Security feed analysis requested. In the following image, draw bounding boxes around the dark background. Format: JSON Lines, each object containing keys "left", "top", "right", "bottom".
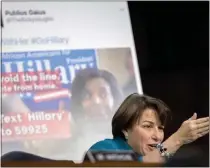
{"left": 128, "top": 1, "right": 209, "bottom": 165}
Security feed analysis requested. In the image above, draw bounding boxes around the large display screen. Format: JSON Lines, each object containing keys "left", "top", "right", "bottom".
{"left": 1, "top": 2, "right": 143, "bottom": 162}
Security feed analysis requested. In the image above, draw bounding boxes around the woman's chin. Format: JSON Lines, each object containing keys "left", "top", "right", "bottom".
{"left": 143, "top": 147, "right": 154, "bottom": 155}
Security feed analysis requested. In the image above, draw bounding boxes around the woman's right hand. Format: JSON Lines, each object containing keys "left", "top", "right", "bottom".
{"left": 175, "top": 113, "right": 209, "bottom": 145}
{"left": 143, "top": 113, "right": 209, "bottom": 163}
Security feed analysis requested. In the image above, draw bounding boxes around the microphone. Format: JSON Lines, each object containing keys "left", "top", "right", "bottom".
{"left": 83, "top": 150, "right": 139, "bottom": 163}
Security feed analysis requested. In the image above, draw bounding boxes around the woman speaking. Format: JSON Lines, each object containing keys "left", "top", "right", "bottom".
{"left": 85, "top": 93, "right": 209, "bottom": 163}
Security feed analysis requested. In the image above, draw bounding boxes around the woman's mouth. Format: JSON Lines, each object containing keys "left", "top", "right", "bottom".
{"left": 148, "top": 144, "right": 157, "bottom": 148}
{"left": 148, "top": 144, "right": 157, "bottom": 151}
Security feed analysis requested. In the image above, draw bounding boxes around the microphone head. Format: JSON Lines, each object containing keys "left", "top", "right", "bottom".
{"left": 84, "top": 150, "right": 139, "bottom": 163}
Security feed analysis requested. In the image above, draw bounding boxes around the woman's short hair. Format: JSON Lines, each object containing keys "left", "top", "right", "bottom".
{"left": 112, "top": 93, "right": 171, "bottom": 139}
{"left": 70, "top": 68, "right": 123, "bottom": 118}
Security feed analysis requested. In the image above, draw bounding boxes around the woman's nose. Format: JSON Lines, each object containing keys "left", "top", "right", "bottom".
{"left": 92, "top": 95, "right": 102, "bottom": 104}
{"left": 151, "top": 129, "right": 162, "bottom": 142}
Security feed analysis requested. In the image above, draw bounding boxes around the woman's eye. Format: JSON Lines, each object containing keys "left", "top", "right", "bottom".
{"left": 82, "top": 91, "right": 91, "bottom": 100}
{"left": 159, "top": 127, "right": 164, "bottom": 130}
{"left": 99, "top": 88, "right": 108, "bottom": 99}
{"left": 143, "top": 125, "right": 152, "bottom": 128}
{"left": 101, "top": 93, "right": 107, "bottom": 99}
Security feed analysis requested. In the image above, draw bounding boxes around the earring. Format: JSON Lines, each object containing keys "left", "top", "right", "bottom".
{"left": 123, "top": 130, "right": 128, "bottom": 140}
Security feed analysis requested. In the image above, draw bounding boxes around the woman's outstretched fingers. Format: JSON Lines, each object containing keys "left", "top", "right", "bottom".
{"left": 197, "top": 120, "right": 209, "bottom": 128}
{"left": 197, "top": 126, "right": 209, "bottom": 134}
{"left": 195, "top": 117, "right": 209, "bottom": 124}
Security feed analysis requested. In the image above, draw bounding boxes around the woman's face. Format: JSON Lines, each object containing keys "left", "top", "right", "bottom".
{"left": 126, "top": 108, "right": 164, "bottom": 155}
{"left": 81, "top": 77, "right": 114, "bottom": 120}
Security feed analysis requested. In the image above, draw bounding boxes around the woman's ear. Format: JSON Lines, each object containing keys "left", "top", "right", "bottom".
{"left": 122, "top": 130, "right": 128, "bottom": 140}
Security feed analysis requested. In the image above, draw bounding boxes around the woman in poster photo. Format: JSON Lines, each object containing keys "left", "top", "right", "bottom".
{"left": 69, "top": 68, "right": 124, "bottom": 161}
{"left": 71, "top": 68, "right": 123, "bottom": 123}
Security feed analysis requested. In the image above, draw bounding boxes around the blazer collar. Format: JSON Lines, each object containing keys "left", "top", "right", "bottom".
{"left": 114, "top": 137, "right": 142, "bottom": 161}
{"left": 114, "top": 137, "right": 133, "bottom": 150}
